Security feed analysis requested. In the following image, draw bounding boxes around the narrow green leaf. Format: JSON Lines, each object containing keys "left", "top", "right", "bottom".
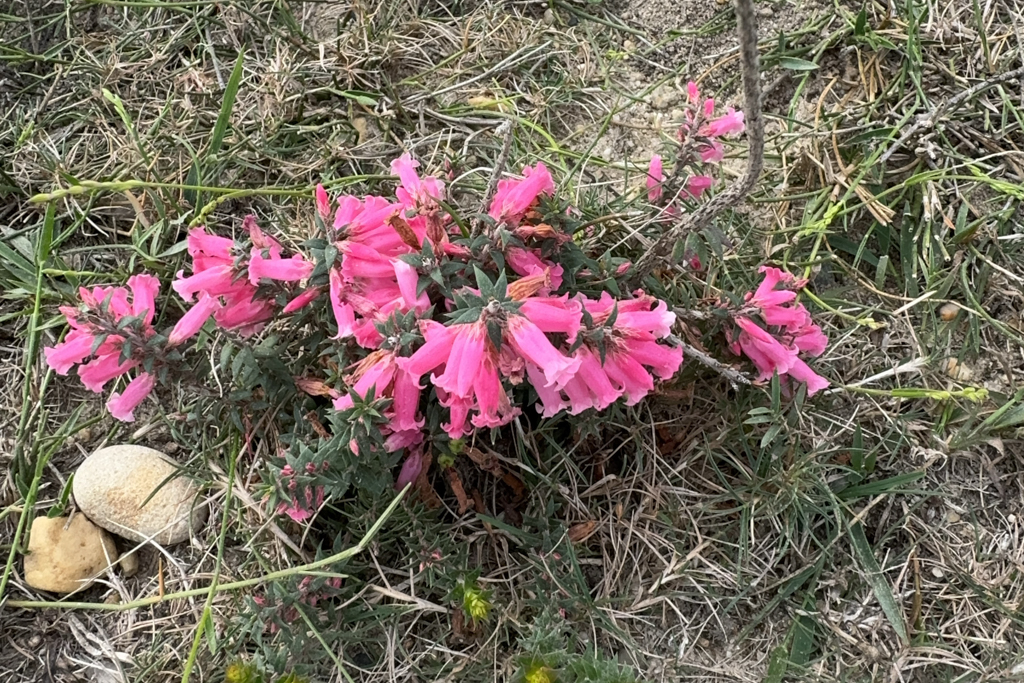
{"left": 204, "top": 609, "right": 217, "bottom": 654}
{"left": 762, "top": 646, "right": 788, "bottom": 683}
{"left": 848, "top": 521, "right": 908, "bottom": 644}
{"left": 854, "top": 7, "right": 868, "bottom": 35}
{"left": 838, "top": 471, "right": 924, "bottom": 499}
{"left": 779, "top": 57, "right": 819, "bottom": 71}
{"left": 37, "top": 202, "right": 55, "bottom": 266}
{"left": 209, "top": 51, "right": 245, "bottom": 158}
{"left": 47, "top": 473, "right": 75, "bottom": 518}
{"left": 190, "top": 50, "right": 245, "bottom": 208}
{"left": 790, "top": 595, "right": 817, "bottom": 666}
{"left": 983, "top": 390, "right": 1024, "bottom": 430}
{"left": 874, "top": 254, "right": 889, "bottom": 289}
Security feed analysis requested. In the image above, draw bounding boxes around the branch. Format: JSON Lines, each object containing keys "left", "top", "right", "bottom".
{"left": 630, "top": 0, "right": 764, "bottom": 285}
{"left": 666, "top": 334, "right": 752, "bottom": 386}
{"left": 878, "top": 64, "right": 1024, "bottom": 166}
{"left": 471, "top": 119, "right": 515, "bottom": 237}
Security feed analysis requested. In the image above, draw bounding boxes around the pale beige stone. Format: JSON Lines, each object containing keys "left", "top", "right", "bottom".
{"left": 23, "top": 515, "right": 117, "bottom": 594}
{"left": 119, "top": 550, "right": 139, "bottom": 578}
{"left": 73, "top": 445, "right": 207, "bottom": 545}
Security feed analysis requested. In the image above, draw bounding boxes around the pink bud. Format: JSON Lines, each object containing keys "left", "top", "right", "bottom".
{"left": 315, "top": 184, "right": 331, "bottom": 221}
{"left": 283, "top": 287, "right": 321, "bottom": 313}
{"left": 646, "top": 155, "right": 664, "bottom": 203}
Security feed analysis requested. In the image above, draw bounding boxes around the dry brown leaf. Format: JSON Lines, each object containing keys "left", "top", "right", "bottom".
{"left": 465, "top": 446, "right": 504, "bottom": 477}
{"left": 413, "top": 451, "right": 442, "bottom": 510}
{"left": 568, "top": 520, "right": 597, "bottom": 543}
{"left": 446, "top": 468, "right": 472, "bottom": 515}
{"left": 295, "top": 377, "right": 335, "bottom": 397}
{"left": 387, "top": 214, "right": 422, "bottom": 250}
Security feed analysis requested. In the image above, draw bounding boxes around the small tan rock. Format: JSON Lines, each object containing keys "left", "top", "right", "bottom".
{"left": 73, "top": 445, "right": 207, "bottom": 546}
{"left": 944, "top": 358, "right": 973, "bottom": 381}
{"left": 119, "top": 551, "right": 139, "bottom": 578}
{"left": 939, "top": 302, "right": 960, "bottom": 321}
{"left": 23, "top": 516, "right": 117, "bottom": 594}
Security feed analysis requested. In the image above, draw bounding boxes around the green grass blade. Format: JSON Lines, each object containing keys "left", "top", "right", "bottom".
{"left": 762, "top": 646, "right": 788, "bottom": 683}
{"left": 187, "top": 49, "right": 244, "bottom": 208}
{"left": 848, "top": 521, "right": 908, "bottom": 644}
{"left": 209, "top": 50, "right": 245, "bottom": 159}
{"left": 36, "top": 202, "right": 54, "bottom": 266}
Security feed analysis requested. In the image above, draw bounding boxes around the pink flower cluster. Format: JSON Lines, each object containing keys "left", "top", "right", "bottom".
{"left": 253, "top": 574, "right": 342, "bottom": 633}
{"left": 42, "top": 142, "right": 831, "bottom": 516}
{"left": 174, "top": 215, "right": 313, "bottom": 337}
{"left": 44, "top": 276, "right": 160, "bottom": 421}
{"left": 730, "top": 267, "right": 829, "bottom": 395}
{"left": 647, "top": 81, "right": 746, "bottom": 204}
{"left": 275, "top": 462, "right": 328, "bottom": 523}
{"left": 306, "top": 157, "right": 684, "bottom": 444}
{"left": 44, "top": 273, "right": 221, "bottom": 422}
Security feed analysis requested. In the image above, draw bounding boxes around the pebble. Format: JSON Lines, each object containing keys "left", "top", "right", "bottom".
{"left": 23, "top": 515, "right": 117, "bottom": 594}
{"left": 73, "top": 445, "right": 207, "bottom": 546}
{"left": 944, "top": 358, "right": 973, "bottom": 381}
{"left": 120, "top": 551, "right": 140, "bottom": 578}
{"left": 939, "top": 302, "right": 960, "bottom": 321}
{"left": 651, "top": 85, "right": 679, "bottom": 110}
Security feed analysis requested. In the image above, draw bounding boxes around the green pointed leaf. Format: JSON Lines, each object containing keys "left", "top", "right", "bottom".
{"left": 848, "top": 521, "right": 908, "bottom": 644}
{"left": 779, "top": 57, "right": 819, "bottom": 71}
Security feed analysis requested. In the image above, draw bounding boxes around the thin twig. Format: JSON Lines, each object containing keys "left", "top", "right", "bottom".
{"left": 472, "top": 119, "right": 515, "bottom": 236}
{"left": 630, "top": 0, "right": 764, "bottom": 284}
{"left": 666, "top": 334, "right": 752, "bottom": 386}
{"left": 877, "top": 64, "right": 1024, "bottom": 166}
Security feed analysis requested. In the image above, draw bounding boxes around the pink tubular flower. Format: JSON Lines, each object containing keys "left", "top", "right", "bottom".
{"left": 332, "top": 350, "right": 425, "bottom": 446}
{"left": 187, "top": 226, "right": 234, "bottom": 262}
{"left": 601, "top": 351, "right": 656, "bottom": 405}
{"left": 43, "top": 329, "right": 94, "bottom": 375}
{"left": 44, "top": 277, "right": 166, "bottom": 422}
{"left": 507, "top": 247, "right": 563, "bottom": 292}
{"left": 686, "top": 175, "right": 714, "bottom": 198}
{"left": 77, "top": 350, "right": 136, "bottom": 393}
{"left": 399, "top": 319, "right": 518, "bottom": 438}
{"left": 547, "top": 346, "right": 619, "bottom": 415}
{"left": 173, "top": 224, "right": 279, "bottom": 336}
{"left": 505, "top": 315, "right": 579, "bottom": 389}
{"left": 392, "top": 153, "right": 445, "bottom": 210}
{"left": 248, "top": 250, "right": 313, "bottom": 286}
{"left": 674, "top": 81, "right": 746, "bottom": 169}
{"left": 324, "top": 184, "right": 435, "bottom": 348}
{"left": 526, "top": 292, "right": 683, "bottom": 417}
{"left": 732, "top": 316, "right": 796, "bottom": 379}
{"left": 647, "top": 155, "right": 664, "bottom": 202}
{"left": 517, "top": 296, "right": 582, "bottom": 340}
{"left": 168, "top": 295, "right": 220, "bottom": 347}
{"left": 706, "top": 108, "right": 745, "bottom": 137}
{"left": 489, "top": 162, "right": 555, "bottom": 224}
{"left": 395, "top": 447, "right": 424, "bottom": 490}
{"left": 333, "top": 349, "right": 398, "bottom": 410}
{"left": 729, "top": 267, "right": 829, "bottom": 395}
{"left": 430, "top": 321, "right": 488, "bottom": 398}
{"left": 106, "top": 372, "right": 156, "bottom": 422}
{"left": 127, "top": 274, "right": 160, "bottom": 326}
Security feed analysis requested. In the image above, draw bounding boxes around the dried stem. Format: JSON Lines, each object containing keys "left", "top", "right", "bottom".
{"left": 630, "top": 0, "right": 764, "bottom": 284}
{"left": 877, "top": 64, "right": 1024, "bottom": 165}
{"left": 472, "top": 119, "right": 515, "bottom": 237}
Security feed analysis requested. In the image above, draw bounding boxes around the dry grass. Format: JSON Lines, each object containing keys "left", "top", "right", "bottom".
{"left": 2, "top": 0, "right": 1024, "bottom": 682}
